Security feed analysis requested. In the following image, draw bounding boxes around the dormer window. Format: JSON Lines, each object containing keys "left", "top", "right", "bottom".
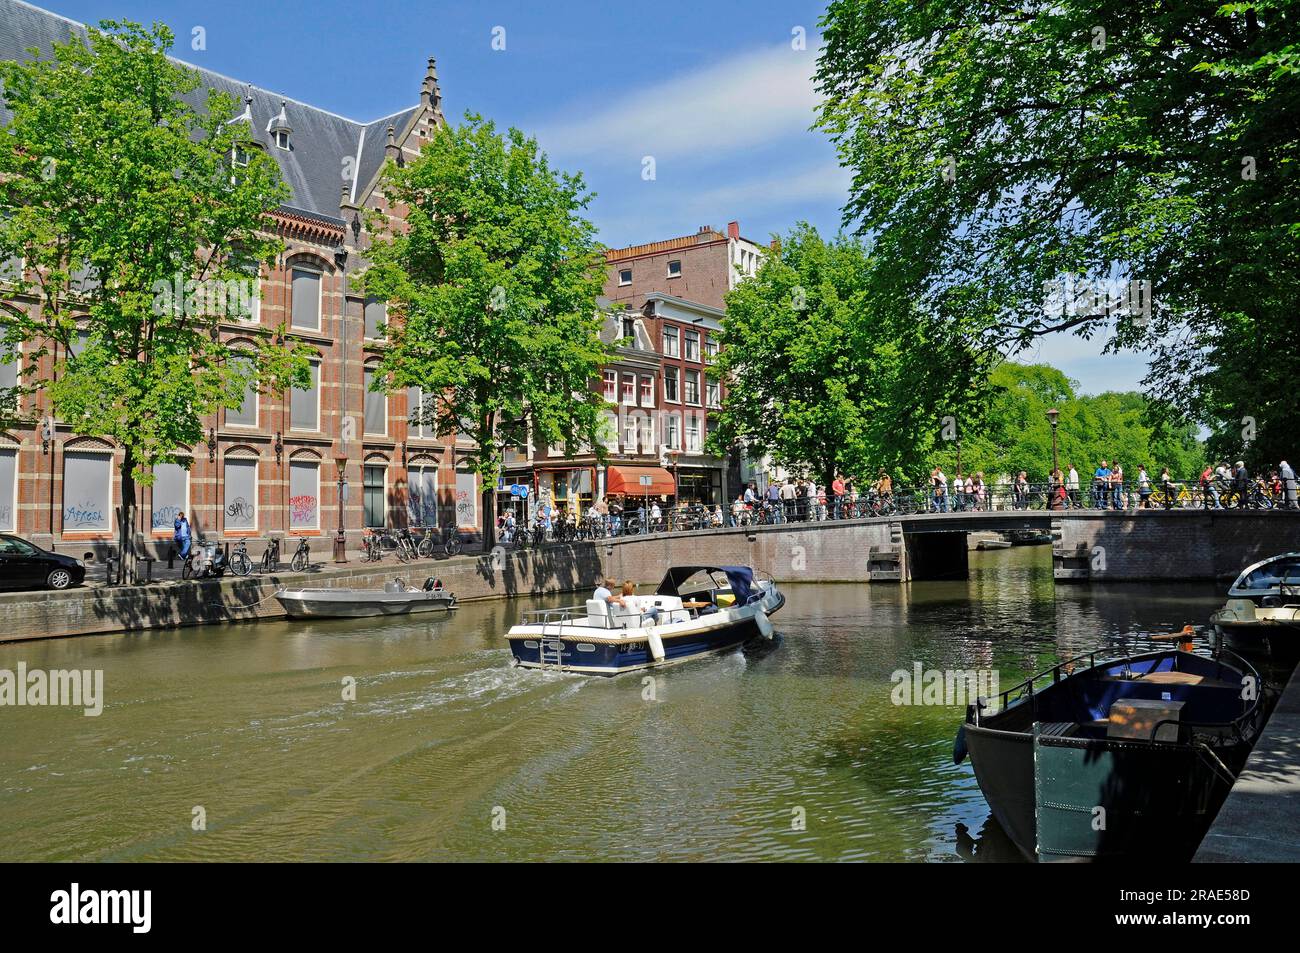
{"left": 231, "top": 146, "right": 250, "bottom": 167}
{"left": 266, "top": 100, "right": 292, "bottom": 151}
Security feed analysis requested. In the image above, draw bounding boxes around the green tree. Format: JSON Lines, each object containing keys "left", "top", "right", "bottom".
{"left": 816, "top": 0, "right": 1300, "bottom": 469}
{"left": 708, "top": 223, "right": 986, "bottom": 488}
{"left": 362, "top": 114, "right": 610, "bottom": 548}
{"left": 949, "top": 362, "right": 1204, "bottom": 487}
{"left": 0, "top": 21, "right": 309, "bottom": 582}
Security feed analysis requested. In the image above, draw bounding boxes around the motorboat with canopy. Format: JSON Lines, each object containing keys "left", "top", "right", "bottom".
{"left": 1210, "top": 552, "right": 1300, "bottom": 661}
{"left": 505, "top": 565, "right": 783, "bottom": 674}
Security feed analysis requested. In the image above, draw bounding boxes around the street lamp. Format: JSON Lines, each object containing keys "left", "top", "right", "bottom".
{"left": 334, "top": 456, "right": 348, "bottom": 563}
{"left": 1045, "top": 408, "right": 1060, "bottom": 509}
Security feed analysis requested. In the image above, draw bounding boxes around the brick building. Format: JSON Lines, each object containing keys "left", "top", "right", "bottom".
{"left": 0, "top": 0, "right": 477, "bottom": 560}
{"left": 498, "top": 223, "right": 769, "bottom": 518}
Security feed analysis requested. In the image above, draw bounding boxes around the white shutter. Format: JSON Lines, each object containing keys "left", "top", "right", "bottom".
{"left": 224, "top": 458, "right": 258, "bottom": 530}
{"left": 0, "top": 448, "right": 15, "bottom": 531}
{"left": 227, "top": 356, "right": 258, "bottom": 427}
{"left": 151, "top": 463, "right": 188, "bottom": 530}
{"left": 364, "top": 297, "right": 386, "bottom": 339}
{"left": 363, "top": 366, "right": 386, "bottom": 435}
{"left": 291, "top": 268, "right": 320, "bottom": 330}
{"left": 289, "top": 460, "right": 319, "bottom": 529}
{"left": 454, "top": 470, "right": 477, "bottom": 528}
{"left": 63, "top": 451, "right": 111, "bottom": 531}
{"left": 290, "top": 359, "right": 319, "bottom": 431}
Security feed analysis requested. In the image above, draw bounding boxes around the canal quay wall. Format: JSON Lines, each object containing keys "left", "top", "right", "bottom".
{"left": 3, "top": 510, "right": 1297, "bottom": 641}
{"left": 0, "top": 544, "right": 607, "bottom": 643}
{"left": 1052, "top": 509, "right": 1300, "bottom": 582}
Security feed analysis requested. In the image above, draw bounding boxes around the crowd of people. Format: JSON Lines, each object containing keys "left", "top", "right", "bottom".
{"left": 495, "top": 457, "right": 1298, "bottom": 543}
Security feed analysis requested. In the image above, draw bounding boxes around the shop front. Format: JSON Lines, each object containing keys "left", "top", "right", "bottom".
{"left": 604, "top": 464, "right": 677, "bottom": 510}
{"left": 534, "top": 466, "right": 596, "bottom": 520}
{"left": 674, "top": 465, "right": 724, "bottom": 506}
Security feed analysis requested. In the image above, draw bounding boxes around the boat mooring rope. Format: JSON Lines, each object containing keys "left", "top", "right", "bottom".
{"left": 207, "top": 587, "right": 283, "bottom": 611}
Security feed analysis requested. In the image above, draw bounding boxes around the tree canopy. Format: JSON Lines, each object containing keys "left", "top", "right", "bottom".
{"left": 362, "top": 114, "right": 611, "bottom": 546}
{"left": 0, "top": 20, "right": 310, "bottom": 580}
{"left": 708, "top": 223, "right": 987, "bottom": 486}
{"left": 940, "top": 362, "right": 1204, "bottom": 484}
{"left": 816, "top": 0, "right": 1300, "bottom": 470}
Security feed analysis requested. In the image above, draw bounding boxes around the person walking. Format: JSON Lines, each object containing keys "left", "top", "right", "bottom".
{"left": 831, "top": 473, "right": 845, "bottom": 519}
{"left": 780, "top": 478, "right": 797, "bottom": 523}
{"left": 1066, "top": 465, "right": 1080, "bottom": 508}
{"left": 931, "top": 467, "right": 948, "bottom": 513}
{"left": 1137, "top": 465, "right": 1152, "bottom": 508}
{"left": 1233, "top": 460, "right": 1251, "bottom": 508}
{"left": 1012, "top": 471, "right": 1029, "bottom": 510}
{"left": 173, "top": 511, "right": 193, "bottom": 562}
{"left": 1110, "top": 462, "right": 1124, "bottom": 510}
{"left": 1281, "top": 460, "right": 1297, "bottom": 509}
{"left": 1092, "top": 460, "right": 1110, "bottom": 509}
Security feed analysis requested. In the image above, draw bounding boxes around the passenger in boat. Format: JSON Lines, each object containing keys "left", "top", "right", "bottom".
{"left": 620, "top": 578, "right": 659, "bottom": 623}
{"left": 593, "top": 577, "right": 623, "bottom": 607}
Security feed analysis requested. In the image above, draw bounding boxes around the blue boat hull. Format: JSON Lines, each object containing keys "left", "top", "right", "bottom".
{"left": 508, "top": 616, "right": 765, "bottom": 675}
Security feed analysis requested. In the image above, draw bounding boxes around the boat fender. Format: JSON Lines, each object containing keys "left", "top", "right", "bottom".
{"left": 754, "top": 609, "right": 775, "bottom": 640}
{"left": 646, "top": 630, "right": 666, "bottom": 662}
{"left": 952, "top": 723, "right": 968, "bottom": 765}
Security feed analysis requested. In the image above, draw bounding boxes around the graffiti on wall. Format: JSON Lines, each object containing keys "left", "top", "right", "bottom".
{"left": 290, "top": 494, "right": 318, "bottom": 527}
{"left": 151, "top": 504, "right": 182, "bottom": 529}
{"left": 64, "top": 500, "right": 106, "bottom": 529}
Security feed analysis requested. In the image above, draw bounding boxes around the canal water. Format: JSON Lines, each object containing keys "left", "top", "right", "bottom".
{"left": 0, "top": 546, "right": 1238, "bottom": 862}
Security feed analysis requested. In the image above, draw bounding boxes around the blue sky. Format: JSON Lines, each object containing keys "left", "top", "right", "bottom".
{"left": 35, "top": 0, "right": 1150, "bottom": 395}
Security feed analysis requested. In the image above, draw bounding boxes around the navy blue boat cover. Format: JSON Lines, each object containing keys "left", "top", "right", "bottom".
{"left": 656, "top": 566, "right": 757, "bottom": 605}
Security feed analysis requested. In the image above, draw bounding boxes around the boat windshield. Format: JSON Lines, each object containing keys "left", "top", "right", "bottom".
{"left": 1233, "top": 555, "right": 1300, "bottom": 595}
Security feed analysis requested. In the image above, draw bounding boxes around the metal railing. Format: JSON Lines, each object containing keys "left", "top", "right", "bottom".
{"left": 501, "top": 476, "right": 1298, "bottom": 549}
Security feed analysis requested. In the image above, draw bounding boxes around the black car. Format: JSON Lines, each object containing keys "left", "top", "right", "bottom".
{"left": 0, "top": 534, "right": 86, "bottom": 590}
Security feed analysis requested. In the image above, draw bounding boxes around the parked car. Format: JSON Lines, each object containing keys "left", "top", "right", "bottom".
{"left": 0, "top": 534, "right": 86, "bottom": 591}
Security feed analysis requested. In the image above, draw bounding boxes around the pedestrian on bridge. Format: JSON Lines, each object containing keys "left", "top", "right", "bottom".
{"left": 1067, "top": 465, "right": 1080, "bottom": 508}
{"left": 1281, "top": 460, "right": 1297, "bottom": 509}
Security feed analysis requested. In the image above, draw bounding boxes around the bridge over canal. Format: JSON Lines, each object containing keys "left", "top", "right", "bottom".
{"left": 598, "top": 508, "right": 1300, "bottom": 586}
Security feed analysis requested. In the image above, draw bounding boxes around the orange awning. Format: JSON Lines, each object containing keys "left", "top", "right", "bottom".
{"left": 606, "top": 466, "right": 677, "bottom": 497}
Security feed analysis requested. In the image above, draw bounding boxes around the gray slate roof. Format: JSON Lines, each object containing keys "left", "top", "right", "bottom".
{"left": 0, "top": 0, "right": 421, "bottom": 221}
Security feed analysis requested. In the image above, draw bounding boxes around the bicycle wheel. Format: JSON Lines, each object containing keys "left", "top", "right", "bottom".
{"left": 445, "top": 535, "right": 461, "bottom": 557}
{"left": 292, "top": 549, "right": 309, "bottom": 572}
{"left": 417, "top": 538, "right": 434, "bottom": 559}
{"left": 260, "top": 550, "right": 273, "bottom": 573}
{"left": 231, "top": 552, "right": 252, "bottom": 577}
{"left": 181, "top": 559, "right": 194, "bottom": 580}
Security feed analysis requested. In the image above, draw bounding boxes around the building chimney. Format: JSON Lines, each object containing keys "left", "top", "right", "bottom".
{"left": 385, "top": 125, "right": 400, "bottom": 163}
{"left": 727, "top": 221, "right": 740, "bottom": 240}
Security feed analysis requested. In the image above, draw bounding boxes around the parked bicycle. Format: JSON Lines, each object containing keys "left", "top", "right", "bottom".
{"left": 362, "top": 530, "right": 386, "bottom": 563}
{"left": 260, "top": 536, "right": 281, "bottom": 574}
{"left": 290, "top": 537, "right": 311, "bottom": 572}
{"left": 229, "top": 538, "right": 253, "bottom": 577}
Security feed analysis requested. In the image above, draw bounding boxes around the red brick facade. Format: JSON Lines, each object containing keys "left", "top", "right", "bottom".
{"left": 0, "top": 33, "right": 475, "bottom": 560}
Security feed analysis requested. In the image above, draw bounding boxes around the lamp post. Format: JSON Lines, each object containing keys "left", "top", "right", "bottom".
{"left": 333, "top": 457, "right": 348, "bottom": 563}
{"left": 1046, "top": 407, "right": 1060, "bottom": 509}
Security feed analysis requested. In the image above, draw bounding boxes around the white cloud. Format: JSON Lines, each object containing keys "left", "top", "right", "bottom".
{"left": 533, "top": 43, "right": 822, "bottom": 164}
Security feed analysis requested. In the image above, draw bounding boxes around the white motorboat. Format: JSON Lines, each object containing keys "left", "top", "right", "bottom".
{"left": 506, "top": 565, "right": 784, "bottom": 675}
{"left": 1210, "top": 552, "right": 1300, "bottom": 660}
{"left": 275, "top": 577, "right": 457, "bottom": 619}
